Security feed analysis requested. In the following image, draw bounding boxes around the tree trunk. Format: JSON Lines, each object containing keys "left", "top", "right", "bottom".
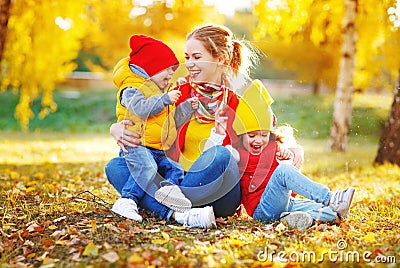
{"left": 328, "top": 0, "right": 358, "bottom": 151}
{"left": 312, "top": 79, "right": 321, "bottom": 95}
{"left": 0, "top": 0, "right": 11, "bottom": 61}
{"left": 374, "top": 71, "right": 400, "bottom": 166}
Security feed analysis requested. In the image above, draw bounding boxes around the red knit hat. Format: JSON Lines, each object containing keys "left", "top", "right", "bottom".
{"left": 129, "top": 35, "right": 179, "bottom": 77}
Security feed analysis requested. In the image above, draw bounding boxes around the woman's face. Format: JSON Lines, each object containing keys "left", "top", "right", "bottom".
{"left": 242, "top": 130, "right": 270, "bottom": 155}
{"left": 185, "top": 37, "right": 224, "bottom": 84}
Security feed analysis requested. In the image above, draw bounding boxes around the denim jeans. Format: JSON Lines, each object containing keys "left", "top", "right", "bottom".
{"left": 122, "top": 145, "right": 184, "bottom": 204}
{"left": 105, "top": 145, "right": 241, "bottom": 220}
{"left": 253, "top": 164, "right": 338, "bottom": 222}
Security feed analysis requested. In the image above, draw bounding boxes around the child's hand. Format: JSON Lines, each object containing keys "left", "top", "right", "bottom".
{"left": 187, "top": 97, "right": 199, "bottom": 110}
{"left": 276, "top": 144, "right": 294, "bottom": 161}
{"left": 168, "top": 90, "right": 182, "bottom": 103}
{"left": 215, "top": 107, "right": 228, "bottom": 135}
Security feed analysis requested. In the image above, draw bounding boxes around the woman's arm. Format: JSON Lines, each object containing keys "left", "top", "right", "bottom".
{"left": 110, "top": 120, "right": 142, "bottom": 154}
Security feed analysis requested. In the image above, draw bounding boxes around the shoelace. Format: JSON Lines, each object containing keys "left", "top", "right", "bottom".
{"left": 331, "top": 190, "right": 345, "bottom": 205}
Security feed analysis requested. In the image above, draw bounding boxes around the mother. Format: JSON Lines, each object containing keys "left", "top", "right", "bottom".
{"left": 105, "top": 24, "right": 256, "bottom": 228}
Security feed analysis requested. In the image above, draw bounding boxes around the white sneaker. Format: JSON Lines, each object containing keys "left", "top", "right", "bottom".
{"left": 329, "top": 187, "right": 355, "bottom": 218}
{"left": 155, "top": 185, "right": 192, "bottom": 213}
{"left": 174, "top": 206, "right": 216, "bottom": 229}
{"left": 280, "top": 212, "right": 314, "bottom": 230}
{"left": 111, "top": 197, "right": 143, "bottom": 221}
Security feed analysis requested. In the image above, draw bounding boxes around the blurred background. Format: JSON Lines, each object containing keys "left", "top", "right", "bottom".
{"left": 0, "top": 0, "right": 399, "bottom": 164}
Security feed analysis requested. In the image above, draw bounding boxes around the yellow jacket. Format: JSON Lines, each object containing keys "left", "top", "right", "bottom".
{"left": 113, "top": 57, "right": 177, "bottom": 150}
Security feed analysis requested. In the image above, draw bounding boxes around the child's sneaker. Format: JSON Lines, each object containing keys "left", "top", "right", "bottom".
{"left": 111, "top": 197, "right": 143, "bottom": 221}
{"left": 155, "top": 184, "right": 192, "bottom": 212}
{"left": 329, "top": 187, "right": 355, "bottom": 218}
{"left": 280, "top": 212, "right": 314, "bottom": 230}
{"left": 174, "top": 206, "right": 216, "bottom": 229}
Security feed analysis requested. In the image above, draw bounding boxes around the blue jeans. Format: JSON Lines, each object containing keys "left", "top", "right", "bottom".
{"left": 253, "top": 164, "right": 338, "bottom": 222}
{"left": 122, "top": 145, "right": 184, "bottom": 204}
{"left": 105, "top": 145, "right": 241, "bottom": 220}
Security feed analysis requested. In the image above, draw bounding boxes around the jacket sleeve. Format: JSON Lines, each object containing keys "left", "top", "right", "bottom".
{"left": 203, "top": 127, "right": 240, "bottom": 162}
{"left": 121, "top": 87, "right": 172, "bottom": 118}
{"left": 174, "top": 100, "right": 195, "bottom": 129}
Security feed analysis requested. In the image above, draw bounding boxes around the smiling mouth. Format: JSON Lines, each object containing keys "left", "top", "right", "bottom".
{"left": 250, "top": 144, "right": 262, "bottom": 153}
{"left": 189, "top": 70, "right": 200, "bottom": 76}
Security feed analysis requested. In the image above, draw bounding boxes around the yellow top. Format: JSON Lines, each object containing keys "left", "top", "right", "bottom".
{"left": 178, "top": 118, "right": 214, "bottom": 171}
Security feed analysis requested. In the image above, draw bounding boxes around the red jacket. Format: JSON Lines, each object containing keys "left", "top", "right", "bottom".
{"left": 237, "top": 141, "right": 279, "bottom": 217}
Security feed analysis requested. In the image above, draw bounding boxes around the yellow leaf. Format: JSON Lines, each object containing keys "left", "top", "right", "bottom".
{"left": 55, "top": 240, "right": 67, "bottom": 245}
{"left": 151, "top": 231, "right": 170, "bottom": 245}
{"left": 33, "top": 172, "right": 44, "bottom": 179}
{"left": 363, "top": 232, "right": 376, "bottom": 243}
{"left": 82, "top": 243, "right": 98, "bottom": 257}
{"left": 127, "top": 253, "right": 143, "bottom": 266}
{"left": 10, "top": 171, "right": 20, "bottom": 179}
{"left": 91, "top": 220, "right": 97, "bottom": 232}
{"left": 229, "top": 239, "right": 243, "bottom": 247}
{"left": 26, "top": 187, "right": 36, "bottom": 193}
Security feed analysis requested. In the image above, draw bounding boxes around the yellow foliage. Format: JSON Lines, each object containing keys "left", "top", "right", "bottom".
{"left": 87, "top": 0, "right": 223, "bottom": 69}
{"left": 253, "top": 0, "right": 400, "bottom": 91}
{"left": 1, "top": 0, "right": 87, "bottom": 131}
{"left": 253, "top": 0, "right": 343, "bottom": 89}
{"left": 1, "top": 0, "right": 223, "bottom": 130}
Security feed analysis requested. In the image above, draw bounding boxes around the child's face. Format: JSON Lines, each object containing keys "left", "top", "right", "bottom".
{"left": 151, "top": 66, "right": 176, "bottom": 89}
{"left": 242, "top": 130, "right": 270, "bottom": 155}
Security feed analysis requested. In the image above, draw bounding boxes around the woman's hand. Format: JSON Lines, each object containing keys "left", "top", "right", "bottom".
{"left": 110, "top": 120, "right": 141, "bottom": 154}
{"left": 215, "top": 107, "right": 228, "bottom": 135}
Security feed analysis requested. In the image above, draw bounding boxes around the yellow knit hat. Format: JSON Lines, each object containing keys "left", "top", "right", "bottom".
{"left": 232, "top": 79, "right": 275, "bottom": 135}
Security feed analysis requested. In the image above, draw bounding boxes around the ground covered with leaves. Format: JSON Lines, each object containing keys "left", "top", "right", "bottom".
{"left": 1, "top": 134, "right": 399, "bottom": 268}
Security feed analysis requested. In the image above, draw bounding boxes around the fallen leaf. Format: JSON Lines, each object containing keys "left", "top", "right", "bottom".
{"left": 151, "top": 232, "right": 170, "bottom": 244}
{"left": 53, "top": 216, "right": 66, "bottom": 223}
{"left": 82, "top": 243, "right": 98, "bottom": 257}
{"left": 363, "top": 232, "right": 376, "bottom": 243}
{"left": 101, "top": 251, "right": 120, "bottom": 263}
{"left": 229, "top": 239, "right": 243, "bottom": 247}
{"left": 127, "top": 253, "right": 143, "bottom": 266}
{"left": 42, "top": 239, "right": 53, "bottom": 246}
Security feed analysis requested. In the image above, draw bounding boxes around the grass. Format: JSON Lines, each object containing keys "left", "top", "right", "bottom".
{"left": 0, "top": 88, "right": 399, "bottom": 267}
{"left": 0, "top": 89, "right": 116, "bottom": 133}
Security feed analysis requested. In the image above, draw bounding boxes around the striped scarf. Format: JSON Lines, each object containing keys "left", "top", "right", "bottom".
{"left": 190, "top": 80, "right": 228, "bottom": 123}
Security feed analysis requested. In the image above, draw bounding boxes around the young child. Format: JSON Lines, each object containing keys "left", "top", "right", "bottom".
{"left": 112, "top": 35, "right": 199, "bottom": 221}
{"left": 205, "top": 79, "right": 355, "bottom": 230}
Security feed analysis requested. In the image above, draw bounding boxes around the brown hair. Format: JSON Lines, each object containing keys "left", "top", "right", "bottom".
{"left": 186, "top": 24, "right": 258, "bottom": 78}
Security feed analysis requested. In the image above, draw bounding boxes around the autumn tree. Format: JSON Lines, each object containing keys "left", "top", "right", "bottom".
{"left": 253, "top": 0, "right": 343, "bottom": 92}
{"left": 253, "top": 0, "right": 400, "bottom": 151}
{"left": 0, "top": 0, "right": 88, "bottom": 131}
{"left": 375, "top": 1, "right": 400, "bottom": 166}
{"left": 0, "top": 0, "right": 222, "bottom": 130}
{"left": 84, "top": 0, "right": 222, "bottom": 70}
{"left": 328, "top": 0, "right": 358, "bottom": 151}
{"left": 0, "top": 0, "right": 11, "bottom": 61}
